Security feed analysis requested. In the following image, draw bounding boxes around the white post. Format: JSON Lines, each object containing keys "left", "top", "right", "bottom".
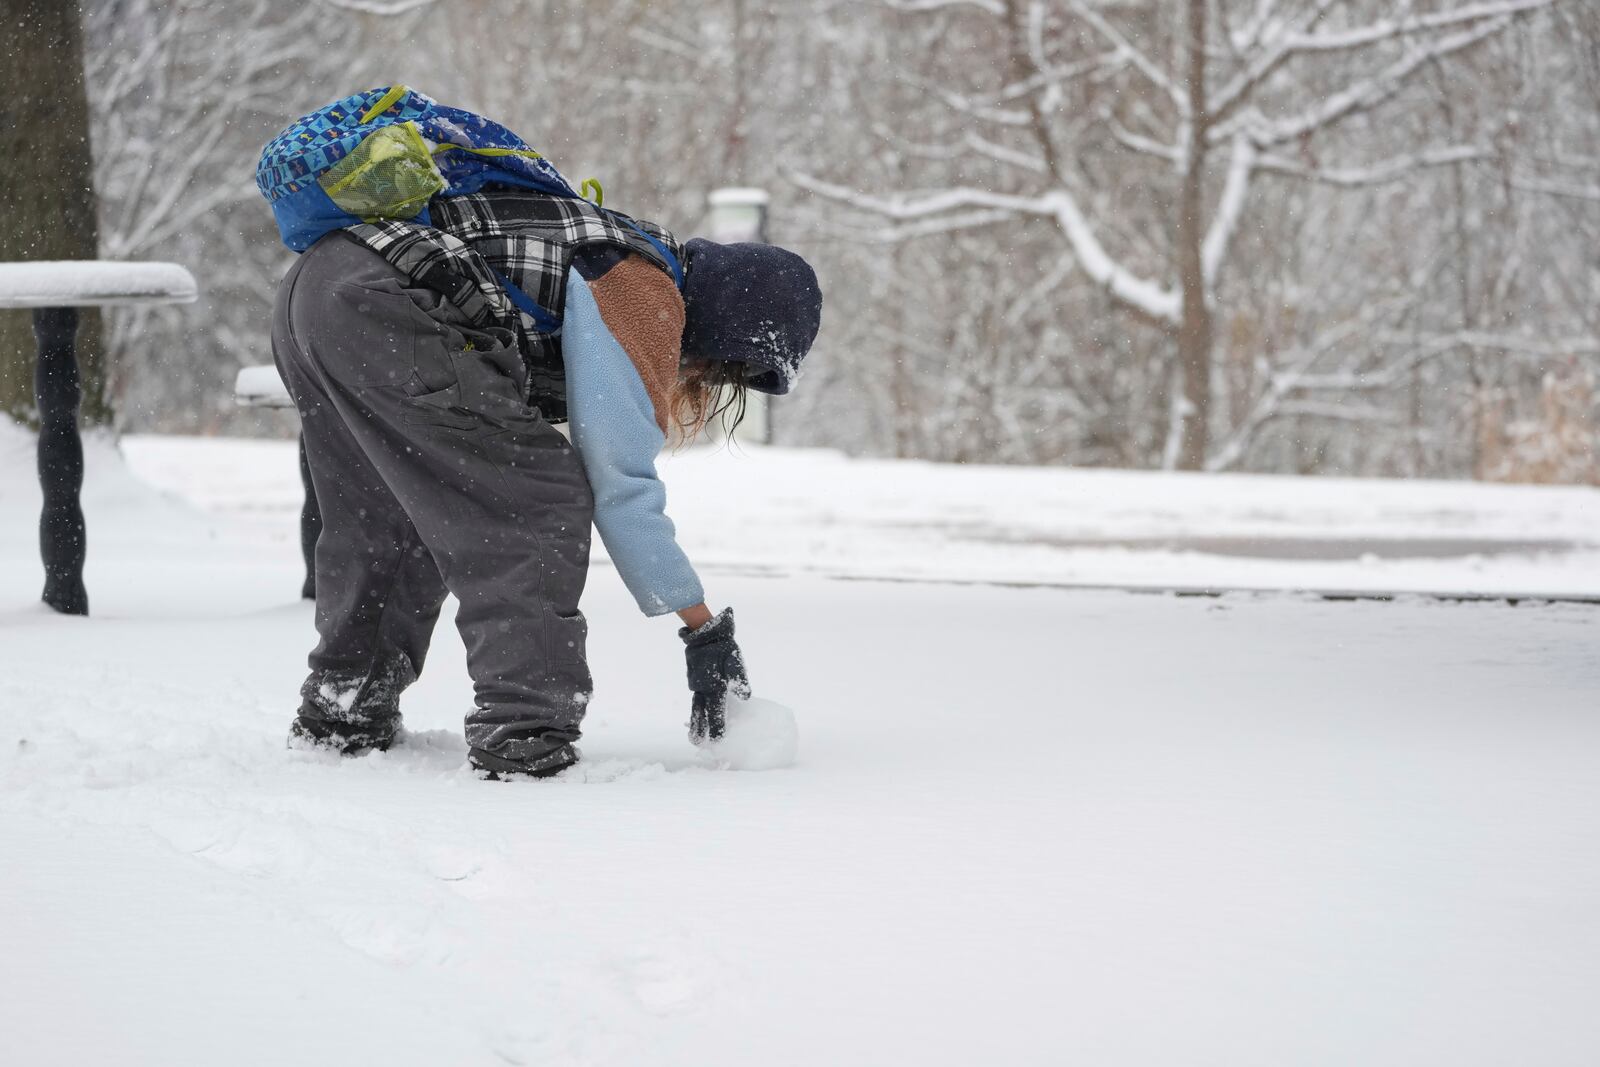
{"left": 705, "top": 187, "right": 771, "bottom": 445}
{"left": 708, "top": 187, "right": 769, "bottom": 242}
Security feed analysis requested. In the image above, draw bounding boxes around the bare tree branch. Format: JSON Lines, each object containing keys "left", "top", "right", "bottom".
{"left": 1107, "top": 117, "right": 1182, "bottom": 164}
{"left": 1065, "top": 0, "right": 1188, "bottom": 115}
{"left": 885, "top": 0, "right": 1003, "bottom": 14}
{"left": 1276, "top": 0, "right": 1551, "bottom": 54}
{"left": 1208, "top": 0, "right": 1347, "bottom": 126}
{"left": 1255, "top": 144, "right": 1491, "bottom": 186}
{"left": 1510, "top": 176, "right": 1600, "bottom": 202}
{"left": 1201, "top": 135, "right": 1256, "bottom": 285}
{"left": 314, "top": 0, "right": 438, "bottom": 14}
{"left": 793, "top": 171, "right": 1181, "bottom": 322}
{"left": 1224, "top": 14, "right": 1527, "bottom": 148}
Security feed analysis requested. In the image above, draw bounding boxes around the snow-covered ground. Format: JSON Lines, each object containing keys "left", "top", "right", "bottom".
{"left": 3, "top": 427, "right": 1599, "bottom": 1065}
{"left": 122, "top": 432, "right": 1600, "bottom": 598}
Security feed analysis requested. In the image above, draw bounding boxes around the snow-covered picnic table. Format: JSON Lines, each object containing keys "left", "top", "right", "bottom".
{"left": 1, "top": 260, "right": 197, "bottom": 615}
{"left": 0, "top": 261, "right": 196, "bottom": 308}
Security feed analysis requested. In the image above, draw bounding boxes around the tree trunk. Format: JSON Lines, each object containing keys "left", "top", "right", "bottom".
{"left": 1173, "top": 0, "right": 1213, "bottom": 471}
{"left": 0, "top": 0, "right": 106, "bottom": 427}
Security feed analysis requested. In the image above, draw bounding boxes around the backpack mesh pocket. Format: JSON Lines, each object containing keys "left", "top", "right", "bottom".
{"left": 319, "top": 121, "right": 445, "bottom": 222}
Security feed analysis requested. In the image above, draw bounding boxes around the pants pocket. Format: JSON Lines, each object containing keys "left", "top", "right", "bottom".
{"left": 400, "top": 383, "right": 482, "bottom": 431}
{"left": 407, "top": 324, "right": 532, "bottom": 425}
{"left": 409, "top": 315, "right": 521, "bottom": 384}
{"left": 546, "top": 611, "right": 588, "bottom": 668}
{"left": 319, "top": 282, "right": 434, "bottom": 387}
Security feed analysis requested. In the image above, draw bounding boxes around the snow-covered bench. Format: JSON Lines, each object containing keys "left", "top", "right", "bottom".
{"left": 0, "top": 261, "right": 198, "bottom": 615}
{"left": 234, "top": 364, "right": 293, "bottom": 409}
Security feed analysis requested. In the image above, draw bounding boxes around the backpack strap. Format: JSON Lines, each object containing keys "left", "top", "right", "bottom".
{"left": 611, "top": 214, "right": 684, "bottom": 289}
{"left": 491, "top": 269, "right": 561, "bottom": 333}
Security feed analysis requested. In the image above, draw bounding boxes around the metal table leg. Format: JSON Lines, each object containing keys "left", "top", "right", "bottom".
{"left": 34, "top": 306, "right": 88, "bottom": 615}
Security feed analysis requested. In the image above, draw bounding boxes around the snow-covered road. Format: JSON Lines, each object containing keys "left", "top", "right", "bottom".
{"left": 2, "top": 429, "right": 1598, "bottom": 1064}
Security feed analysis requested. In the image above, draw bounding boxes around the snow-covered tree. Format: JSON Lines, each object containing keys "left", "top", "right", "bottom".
{"left": 39, "top": 0, "right": 1598, "bottom": 482}
{"left": 800, "top": 0, "right": 1563, "bottom": 470}
{"left": 80, "top": 0, "right": 403, "bottom": 432}
{"left": 0, "top": 0, "right": 105, "bottom": 426}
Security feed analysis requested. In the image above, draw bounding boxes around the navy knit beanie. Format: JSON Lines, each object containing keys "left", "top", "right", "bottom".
{"left": 680, "top": 238, "right": 823, "bottom": 395}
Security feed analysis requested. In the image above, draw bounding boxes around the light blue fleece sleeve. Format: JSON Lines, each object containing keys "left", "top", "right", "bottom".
{"left": 563, "top": 268, "right": 705, "bottom": 617}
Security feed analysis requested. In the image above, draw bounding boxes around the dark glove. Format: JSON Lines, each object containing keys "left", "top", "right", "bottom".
{"left": 679, "top": 607, "right": 752, "bottom": 744}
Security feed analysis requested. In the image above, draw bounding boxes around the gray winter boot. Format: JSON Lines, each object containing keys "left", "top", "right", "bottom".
{"left": 289, "top": 656, "right": 415, "bottom": 756}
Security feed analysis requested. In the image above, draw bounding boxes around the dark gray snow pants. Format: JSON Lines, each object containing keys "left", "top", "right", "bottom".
{"left": 271, "top": 234, "right": 593, "bottom": 772}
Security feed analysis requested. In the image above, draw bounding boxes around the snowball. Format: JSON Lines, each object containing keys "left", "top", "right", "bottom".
{"left": 699, "top": 695, "right": 799, "bottom": 771}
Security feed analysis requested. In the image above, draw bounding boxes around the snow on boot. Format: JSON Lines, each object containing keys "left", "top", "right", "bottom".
{"left": 287, "top": 715, "right": 397, "bottom": 756}
{"left": 289, "top": 656, "right": 414, "bottom": 756}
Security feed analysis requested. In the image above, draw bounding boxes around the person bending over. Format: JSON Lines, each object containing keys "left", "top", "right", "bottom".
{"left": 269, "top": 183, "right": 822, "bottom": 778}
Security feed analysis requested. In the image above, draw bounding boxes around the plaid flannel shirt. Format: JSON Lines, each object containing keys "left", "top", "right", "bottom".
{"left": 345, "top": 190, "right": 685, "bottom": 423}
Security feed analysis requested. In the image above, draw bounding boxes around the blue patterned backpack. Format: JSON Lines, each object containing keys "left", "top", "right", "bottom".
{"left": 255, "top": 85, "right": 600, "bottom": 252}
